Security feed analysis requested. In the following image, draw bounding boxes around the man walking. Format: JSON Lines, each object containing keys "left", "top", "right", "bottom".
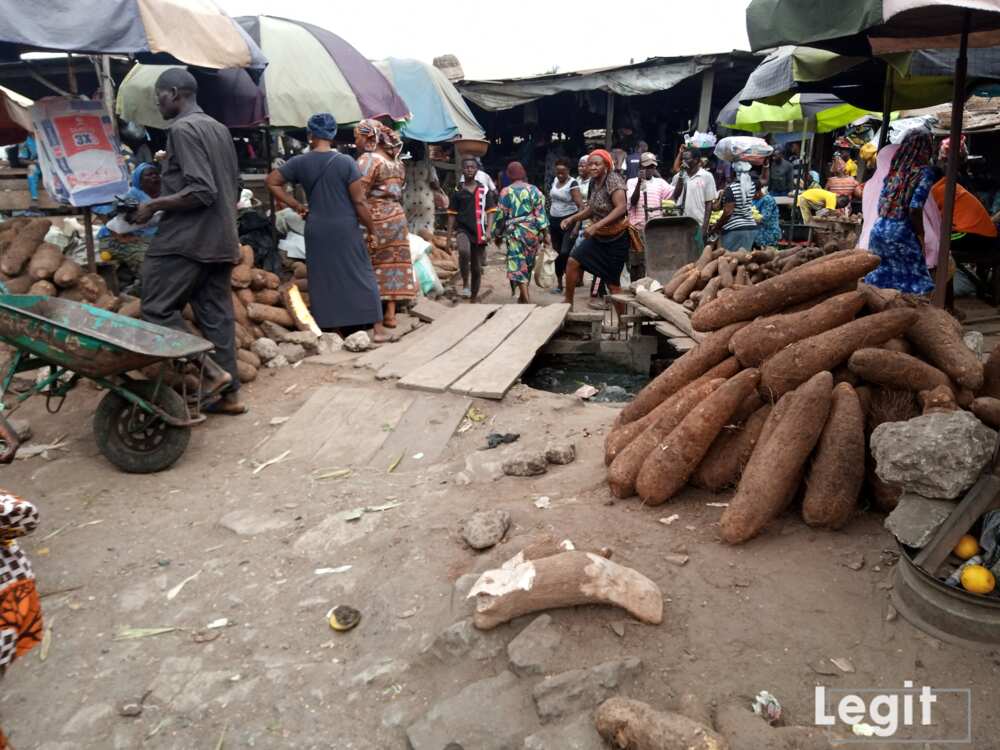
{"left": 670, "top": 146, "right": 717, "bottom": 257}
{"left": 133, "top": 69, "right": 244, "bottom": 415}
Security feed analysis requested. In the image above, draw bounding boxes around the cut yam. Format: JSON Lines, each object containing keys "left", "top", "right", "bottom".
{"left": 619, "top": 323, "right": 747, "bottom": 424}
{"left": 759, "top": 308, "right": 918, "bottom": 399}
{"left": 802, "top": 382, "right": 865, "bottom": 529}
{"left": 28, "top": 243, "right": 64, "bottom": 281}
{"left": 636, "top": 368, "right": 762, "bottom": 506}
{"left": 246, "top": 303, "right": 295, "bottom": 329}
{"left": 971, "top": 397, "right": 1000, "bottom": 429}
{"left": 78, "top": 273, "right": 109, "bottom": 303}
{"left": 607, "top": 378, "right": 725, "bottom": 498}
{"left": 906, "top": 304, "right": 984, "bottom": 390}
{"left": 720, "top": 371, "right": 834, "bottom": 544}
{"left": 0, "top": 220, "right": 51, "bottom": 276}
{"left": 53, "top": 257, "right": 83, "bottom": 288}
{"left": 231, "top": 264, "right": 252, "bottom": 289}
{"left": 690, "top": 402, "right": 772, "bottom": 492}
{"left": 691, "top": 251, "right": 880, "bottom": 331}
{"left": 729, "top": 291, "right": 864, "bottom": 367}
{"left": 280, "top": 284, "right": 322, "bottom": 335}
{"left": 847, "top": 348, "right": 953, "bottom": 394}
{"left": 27, "top": 280, "right": 56, "bottom": 296}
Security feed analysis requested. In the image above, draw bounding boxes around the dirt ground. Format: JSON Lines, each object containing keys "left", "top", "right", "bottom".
{"left": 2, "top": 258, "right": 1000, "bottom": 749}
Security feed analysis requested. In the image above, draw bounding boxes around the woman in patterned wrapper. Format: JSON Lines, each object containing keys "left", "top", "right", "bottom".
{"left": 354, "top": 119, "right": 416, "bottom": 334}
{"left": 0, "top": 490, "right": 42, "bottom": 749}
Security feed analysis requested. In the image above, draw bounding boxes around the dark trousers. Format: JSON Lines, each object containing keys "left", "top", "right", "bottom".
{"left": 549, "top": 213, "right": 573, "bottom": 286}
{"left": 141, "top": 254, "right": 240, "bottom": 390}
{"left": 457, "top": 232, "right": 486, "bottom": 298}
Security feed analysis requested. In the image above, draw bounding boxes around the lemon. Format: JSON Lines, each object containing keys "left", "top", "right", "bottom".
{"left": 954, "top": 535, "right": 980, "bottom": 560}
{"left": 960, "top": 564, "right": 996, "bottom": 595}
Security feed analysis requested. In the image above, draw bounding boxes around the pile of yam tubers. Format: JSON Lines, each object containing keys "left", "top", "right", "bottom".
{"left": 665, "top": 242, "right": 844, "bottom": 312}
{"left": 605, "top": 248, "right": 1000, "bottom": 544}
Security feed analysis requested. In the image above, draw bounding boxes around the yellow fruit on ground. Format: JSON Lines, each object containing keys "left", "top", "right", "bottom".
{"left": 954, "top": 534, "right": 980, "bottom": 560}
{"left": 960, "top": 564, "right": 996, "bottom": 595}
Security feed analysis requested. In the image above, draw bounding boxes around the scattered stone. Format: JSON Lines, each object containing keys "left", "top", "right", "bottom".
{"left": 964, "top": 330, "right": 984, "bottom": 359}
{"left": 574, "top": 385, "right": 599, "bottom": 400}
{"left": 843, "top": 554, "right": 866, "bottom": 571}
{"left": 886, "top": 604, "right": 898, "bottom": 622}
{"left": 830, "top": 657, "right": 855, "bottom": 674}
{"left": 422, "top": 618, "right": 502, "bottom": 661}
{"left": 884, "top": 495, "right": 956, "bottom": 548}
{"left": 464, "top": 451, "right": 506, "bottom": 483}
{"left": 453, "top": 573, "right": 479, "bottom": 600}
{"left": 609, "top": 622, "right": 626, "bottom": 638}
{"left": 343, "top": 331, "right": 371, "bottom": 352}
{"left": 265, "top": 354, "right": 289, "bottom": 369}
{"left": 664, "top": 554, "right": 689, "bottom": 567}
{"left": 260, "top": 320, "right": 293, "bottom": 342}
{"left": 871, "top": 411, "right": 997, "bottom": 499}
{"left": 316, "top": 332, "right": 344, "bottom": 355}
{"left": 219, "top": 509, "right": 292, "bottom": 537}
{"left": 8, "top": 417, "right": 31, "bottom": 442}
{"left": 523, "top": 712, "right": 606, "bottom": 750}
{"left": 545, "top": 442, "right": 576, "bottom": 465}
{"left": 351, "top": 657, "right": 407, "bottom": 686}
{"left": 282, "top": 330, "right": 320, "bottom": 352}
{"left": 276, "top": 342, "right": 307, "bottom": 364}
{"left": 507, "top": 614, "right": 561, "bottom": 675}
{"left": 117, "top": 700, "right": 143, "bottom": 718}
{"left": 462, "top": 510, "right": 511, "bottom": 550}
{"left": 406, "top": 671, "right": 540, "bottom": 750}
{"left": 250, "top": 337, "right": 279, "bottom": 362}
{"left": 502, "top": 451, "right": 548, "bottom": 477}
{"left": 532, "top": 658, "right": 642, "bottom": 722}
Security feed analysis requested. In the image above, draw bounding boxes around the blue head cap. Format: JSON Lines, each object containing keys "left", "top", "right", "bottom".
{"left": 307, "top": 113, "right": 338, "bottom": 141}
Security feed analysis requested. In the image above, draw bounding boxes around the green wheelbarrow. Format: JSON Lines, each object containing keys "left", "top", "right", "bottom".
{"left": 0, "top": 292, "right": 214, "bottom": 473}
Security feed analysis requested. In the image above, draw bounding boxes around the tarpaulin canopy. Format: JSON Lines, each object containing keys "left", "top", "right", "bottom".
{"left": 374, "top": 58, "right": 484, "bottom": 143}
{"left": 0, "top": 0, "right": 266, "bottom": 72}
{"left": 0, "top": 86, "right": 31, "bottom": 144}
{"left": 718, "top": 92, "right": 876, "bottom": 133}
{"left": 457, "top": 54, "right": 747, "bottom": 112}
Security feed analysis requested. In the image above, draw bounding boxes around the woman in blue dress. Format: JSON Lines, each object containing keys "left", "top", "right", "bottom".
{"left": 864, "top": 129, "right": 936, "bottom": 295}
{"left": 752, "top": 179, "right": 781, "bottom": 247}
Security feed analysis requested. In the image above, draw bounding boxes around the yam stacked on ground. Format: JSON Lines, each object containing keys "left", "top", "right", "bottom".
{"left": 605, "top": 248, "right": 992, "bottom": 544}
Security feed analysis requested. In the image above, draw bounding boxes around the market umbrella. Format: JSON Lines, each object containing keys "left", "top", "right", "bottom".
{"left": 718, "top": 92, "right": 875, "bottom": 133}
{"left": 746, "top": 0, "right": 1000, "bottom": 306}
{"left": 373, "top": 58, "right": 485, "bottom": 144}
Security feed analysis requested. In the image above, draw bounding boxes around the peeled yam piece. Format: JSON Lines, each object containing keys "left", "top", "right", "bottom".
{"left": 469, "top": 550, "right": 662, "bottom": 630}
{"left": 280, "top": 284, "right": 321, "bottom": 335}
{"left": 595, "top": 697, "right": 729, "bottom": 750}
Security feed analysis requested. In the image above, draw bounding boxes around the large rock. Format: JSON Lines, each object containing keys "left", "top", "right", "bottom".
{"left": 462, "top": 510, "right": 511, "bottom": 550}
{"left": 421, "top": 618, "right": 502, "bottom": 661}
{"left": 260, "top": 320, "right": 293, "bottom": 342}
{"left": 251, "top": 337, "right": 279, "bottom": 362}
{"left": 317, "top": 333, "right": 344, "bottom": 355}
{"left": 277, "top": 342, "right": 307, "bottom": 364}
{"left": 406, "top": 671, "right": 539, "bottom": 750}
{"left": 502, "top": 451, "right": 548, "bottom": 477}
{"left": 343, "top": 331, "right": 371, "bottom": 352}
{"left": 283, "top": 330, "right": 319, "bottom": 352}
{"left": 545, "top": 442, "right": 576, "bottom": 466}
{"left": 871, "top": 411, "right": 997, "bottom": 499}
{"left": 885, "top": 495, "right": 956, "bottom": 548}
{"left": 522, "top": 712, "right": 605, "bottom": 750}
{"left": 219, "top": 509, "right": 291, "bottom": 537}
{"left": 507, "top": 614, "right": 561, "bottom": 675}
{"left": 265, "top": 354, "right": 289, "bottom": 369}
{"left": 532, "top": 658, "right": 642, "bottom": 722}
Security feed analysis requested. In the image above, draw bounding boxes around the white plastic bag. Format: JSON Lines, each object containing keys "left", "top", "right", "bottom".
{"left": 409, "top": 233, "right": 443, "bottom": 297}
{"left": 533, "top": 244, "right": 557, "bottom": 289}
{"left": 714, "top": 136, "right": 773, "bottom": 165}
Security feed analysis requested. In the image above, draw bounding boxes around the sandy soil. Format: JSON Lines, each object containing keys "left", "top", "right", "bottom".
{"left": 1, "top": 259, "right": 998, "bottom": 749}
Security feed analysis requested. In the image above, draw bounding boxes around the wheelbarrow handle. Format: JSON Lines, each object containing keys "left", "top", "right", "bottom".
{"left": 0, "top": 411, "right": 20, "bottom": 463}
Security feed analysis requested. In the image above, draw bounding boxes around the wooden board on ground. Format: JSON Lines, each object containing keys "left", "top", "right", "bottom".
{"left": 398, "top": 305, "right": 534, "bottom": 393}
{"left": 411, "top": 298, "right": 452, "bottom": 323}
{"left": 302, "top": 350, "right": 364, "bottom": 367}
{"left": 654, "top": 321, "right": 688, "bottom": 338}
{"left": 451, "top": 304, "right": 570, "bottom": 399}
{"left": 634, "top": 289, "right": 705, "bottom": 342}
{"left": 376, "top": 304, "right": 499, "bottom": 380}
{"left": 259, "top": 386, "right": 414, "bottom": 467}
{"left": 368, "top": 393, "right": 471, "bottom": 472}
{"left": 668, "top": 338, "right": 697, "bottom": 352}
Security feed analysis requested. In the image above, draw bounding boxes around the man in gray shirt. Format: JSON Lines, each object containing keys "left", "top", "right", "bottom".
{"left": 133, "top": 68, "right": 244, "bottom": 414}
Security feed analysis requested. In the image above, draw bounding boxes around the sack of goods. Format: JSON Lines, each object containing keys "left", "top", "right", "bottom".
{"left": 714, "top": 136, "right": 773, "bottom": 166}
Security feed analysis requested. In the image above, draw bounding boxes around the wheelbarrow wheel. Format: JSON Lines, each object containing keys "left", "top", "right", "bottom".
{"left": 93, "top": 381, "right": 190, "bottom": 473}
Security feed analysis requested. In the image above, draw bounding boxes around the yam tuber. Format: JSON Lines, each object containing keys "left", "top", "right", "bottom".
{"left": 972, "top": 397, "right": 1000, "bottom": 428}
{"left": 78, "top": 273, "right": 108, "bottom": 303}
{"left": 254, "top": 289, "right": 281, "bottom": 306}
{"left": 619, "top": 323, "right": 747, "bottom": 424}
{"left": 608, "top": 378, "right": 725, "bottom": 498}
{"left": 292, "top": 261, "right": 308, "bottom": 279}
{"left": 694, "top": 245, "right": 714, "bottom": 270}
{"left": 802, "top": 383, "right": 865, "bottom": 529}
{"left": 236, "top": 360, "right": 258, "bottom": 383}
{"left": 118, "top": 297, "right": 141, "bottom": 318}
{"left": 52, "top": 257, "right": 83, "bottom": 288}
{"left": 0, "top": 220, "right": 51, "bottom": 276}
{"left": 759, "top": 308, "right": 918, "bottom": 398}
{"left": 234, "top": 322, "right": 254, "bottom": 350}
{"left": 27, "top": 280, "right": 56, "bottom": 296}
{"left": 237, "top": 348, "right": 262, "bottom": 368}
{"left": 293, "top": 277, "right": 308, "bottom": 292}
{"left": 236, "top": 287, "right": 255, "bottom": 307}
{"left": 881, "top": 337, "right": 912, "bottom": 354}
{"left": 57, "top": 285, "right": 84, "bottom": 301}
{"left": 239, "top": 244, "right": 254, "bottom": 267}
{"left": 700, "top": 257, "right": 720, "bottom": 280}
{"left": 718, "top": 256, "right": 734, "bottom": 287}
{"left": 246, "top": 302, "right": 295, "bottom": 329}
{"left": 27, "top": 243, "right": 64, "bottom": 281}
{"left": 690, "top": 402, "right": 772, "bottom": 492}
{"left": 847, "top": 348, "right": 953, "bottom": 394}
{"left": 729, "top": 291, "right": 864, "bottom": 367}
{"left": 981, "top": 344, "right": 1000, "bottom": 399}
{"left": 672, "top": 269, "right": 700, "bottom": 302}
{"left": 906, "top": 304, "right": 984, "bottom": 390}
{"left": 594, "top": 697, "right": 729, "bottom": 750}
{"left": 94, "top": 293, "right": 121, "bottom": 312}
{"left": 920, "top": 385, "right": 959, "bottom": 414}
{"left": 636, "top": 368, "right": 761, "bottom": 506}
{"left": 250, "top": 268, "right": 269, "bottom": 291}
{"left": 231, "top": 264, "right": 252, "bottom": 289}
{"left": 3, "top": 275, "right": 32, "bottom": 294}
{"left": 231, "top": 292, "right": 250, "bottom": 327}
{"left": 720, "top": 371, "right": 834, "bottom": 544}
{"left": 691, "top": 251, "right": 880, "bottom": 331}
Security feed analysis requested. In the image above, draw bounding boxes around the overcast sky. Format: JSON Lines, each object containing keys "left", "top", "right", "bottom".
{"left": 217, "top": 0, "right": 753, "bottom": 79}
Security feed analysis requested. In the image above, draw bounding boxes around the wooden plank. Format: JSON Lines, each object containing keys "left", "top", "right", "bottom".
{"left": 0, "top": 189, "right": 61, "bottom": 211}
{"left": 368, "top": 393, "right": 471, "bottom": 472}
{"left": 355, "top": 310, "right": 456, "bottom": 372}
{"left": 399, "top": 305, "right": 533, "bottom": 392}
{"left": 376, "top": 304, "right": 499, "bottom": 380}
{"left": 634, "top": 289, "right": 705, "bottom": 342}
{"left": 450, "top": 304, "right": 570, "bottom": 399}
{"left": 913, "top": 474, "right": 1000, "bottom": 572}
{"left": 669, "top": 338, "right": 698, "bottom": 352}
{"left": 654, "top": 321, "right": 688, "bottom": 338}
{"left": 411, "top": 298, "right": 452, "bottom": 323}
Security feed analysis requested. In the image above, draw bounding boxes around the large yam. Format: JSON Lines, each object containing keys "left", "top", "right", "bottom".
{"left": 118, "top": 297, "right": 141, "bottom": 318}
{"left": 594, "top": 697, "right": 729, "bottom": 750}
{"left": 239, "top": 244, "right": 254, "bottom": 267}
{"left": 53, "top": 257, "right": 83, "bottom": 288}
{"left": 691, "top": 251, "right": 880, "bottom": 331}
{"left": 981, "top": 344, "right": 1000, "bottom": 399}
{"left": 2, "top": 274, "right": 31, "bottom": 294}
{"left": 847, "top": 348, "right": 952, "bottom": 393}
{"left": 231, "top": 292, "right": 250, "bottom": 327}
{"left": 255, "top": 289, "right": 281, "bottom": 306}
{"left": 27, "top": 243, "right": 64, "bottom": 281}
{"left": 247, "top": 302, "right": 295, "bottom": 329}
{"left": 27, "top": 280, "right": 56, "bottom": 296}
{"left": 636, "top": 369, "right": 761, "bottom": 506}
{"left": 972, "top": 397, "right": 1000, "bottom": 429}
{"left": 78, "top": 273, "right": 108, "bottom": 303}
{"left": 759, "top": 309, "right": 918, "bottom": 399}
{"left": 0, "top": 220, "right": 50, "bottom": 276}
{"left": 231, "top": 264, "right": 252, "bottom": 289}
{"left": 729, "top": 291, "right": 864, "bottom": 367}
{"left": 720, "top": 371, "right": 834, "bottom": 544}
{"left": 802, "top": 383, "right": 865, "bottom": 529}
{"left": 619, "top": 323, "right": 747, "bottom": 424}
{"left": 906, "top": 304, "right": 984, "bottom": 390}
{"left": 690, "top": 402, "right": 772, "bottom": 491}
{"left": 236, "top": 360, "right": 258, "bottom": 383}
{"left": 237, "top": 348, "right": 262, "bottom": 368}
{"left": 608, "top": 378, "right": 725, "bottom": 498}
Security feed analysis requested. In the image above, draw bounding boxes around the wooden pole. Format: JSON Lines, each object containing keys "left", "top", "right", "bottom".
{"left": 66, "top": 54, "right": 78, "bottom": 96}
{"left": 932, "top": 11, "right": 971, "bottom": 309}
{"left": 82, "top": 208, "right": 96, "bottom": 273}
{"left": 697, "top": 68, "right": 715, "bottom": 134}
{"left": 604, "top": 92, "right": 614, "bottom": 149}
{"left": 878, "top": 63, "right": 893, "bottom": 149}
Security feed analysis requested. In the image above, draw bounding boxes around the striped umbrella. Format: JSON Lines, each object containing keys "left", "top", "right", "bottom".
{"left": 0, "top": 0, "right": 265, "bottom": 71}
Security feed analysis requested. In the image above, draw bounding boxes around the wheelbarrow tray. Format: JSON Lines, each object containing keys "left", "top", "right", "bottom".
{"left": 643, "top": 215, "right": 700, "bottom": 285}
{"left": 0, "top": 294, "right": 212, "bottom": 379}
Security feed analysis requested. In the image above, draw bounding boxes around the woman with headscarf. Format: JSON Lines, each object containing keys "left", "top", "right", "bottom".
{"left": 493, "top": 162, "right": 549, "bottom": 303}
{"left": 559, "top": 149, "right": 629, "bottom": 311}
{"left": 352, "top": 119, "right": 414, "bottom": 329}
{"left": 712, "top": 161, "right": 758, "bottom": 251}
{"left": 265, "top": 113, "right": 384, "bottom": 340}
{"left": 752, "top": 178, "right": 781, "bottom": 248}
{"left": 864, "top": 129, "right": 937, "bottom": 295}
{"left": 97, "top": 162, "right": 162, "bottom": 292}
